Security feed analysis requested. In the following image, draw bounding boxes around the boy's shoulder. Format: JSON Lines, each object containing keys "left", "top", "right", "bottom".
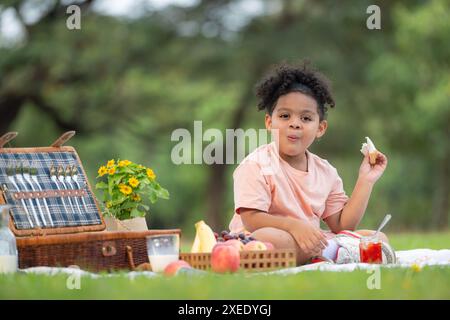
{"left": 233, "top": 143, "right": 274, "bottom": 173}
{"left": 307, "top": 150, "right": 339, "bottom": 175}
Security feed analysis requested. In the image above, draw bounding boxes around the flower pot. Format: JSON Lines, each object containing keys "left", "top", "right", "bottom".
{"left": 104, "top": 216, "right": 148, "bottom": 231}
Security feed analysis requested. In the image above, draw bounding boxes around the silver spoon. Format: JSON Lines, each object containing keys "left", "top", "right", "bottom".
{"left": 373, "top": 214, "right": 391, "bottom": 239}
{"left": 65, "top": 165, "right": 84, "bottom": 217}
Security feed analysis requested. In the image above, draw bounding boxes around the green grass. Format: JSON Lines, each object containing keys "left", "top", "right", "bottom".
{"left": 1, "top": 231, "right": 449, "bottom": 300}
{"left": 388, "top": 231, "right": 450, "bottom": 251}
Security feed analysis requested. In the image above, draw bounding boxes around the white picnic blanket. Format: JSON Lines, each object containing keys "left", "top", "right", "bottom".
{"left": 264, "top": 249, "right": 450, "bottom": 275}
{"left": 18, "top": 249, "right": 450, "bottom": 278}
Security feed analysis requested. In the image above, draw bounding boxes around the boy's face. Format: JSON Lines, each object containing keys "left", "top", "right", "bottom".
{"left": 265, "top": 91, "right": 327, "bottom": 159}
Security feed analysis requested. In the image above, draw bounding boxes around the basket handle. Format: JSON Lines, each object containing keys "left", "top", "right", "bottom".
{"left": 0, "top": 132, "right": 18, "bottom": 148}
{"left": 126, "top": 246, "right": 153, "bottom": 271}
{"left": 126, "top": 246, "right": 136, "bottom": 270}
{"left": 51, "top": 131, "right": 76, "bottom": 147}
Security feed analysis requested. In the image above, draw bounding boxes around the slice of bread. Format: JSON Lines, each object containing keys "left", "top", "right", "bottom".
{"left": 360, "top": 137, "right": 378, "bottom": 165}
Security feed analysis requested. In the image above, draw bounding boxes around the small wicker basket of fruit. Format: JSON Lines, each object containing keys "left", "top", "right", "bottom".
{"left": 179, "top": 221, "right": 296, "bottom": 273}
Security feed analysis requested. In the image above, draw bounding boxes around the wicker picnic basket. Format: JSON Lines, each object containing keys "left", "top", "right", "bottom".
{"left": 0, "top": 131, "right": 180, "bottom": 272}
{"left": 17, "top": 229, "right": 180, "bottom": 272}
{"left": 180, "top": 249, "right": 296, "bottom": 272}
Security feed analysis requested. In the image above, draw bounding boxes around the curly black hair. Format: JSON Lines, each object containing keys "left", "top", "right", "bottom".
{"left": 255, "top": 62, "right": 335, "bottom": 121}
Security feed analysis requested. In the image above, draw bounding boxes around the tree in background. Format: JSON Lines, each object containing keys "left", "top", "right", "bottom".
{"left": 0, "top": 0, "right": 447, "bottom": 231}
{"left": 368, "top": 0, "right": 449, "bottom": 228}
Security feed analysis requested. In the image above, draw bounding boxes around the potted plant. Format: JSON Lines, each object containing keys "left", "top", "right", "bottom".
{"left": 95, "top": 159, "right": 169, "bottom": 231}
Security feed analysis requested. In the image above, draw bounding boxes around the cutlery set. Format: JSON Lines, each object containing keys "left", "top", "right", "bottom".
{"left": 1, "top": 162, "right": 89, "bottom": 228}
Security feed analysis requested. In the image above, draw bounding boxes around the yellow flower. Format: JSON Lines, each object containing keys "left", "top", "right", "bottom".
{"left": 411, "top": 264, "right": 422, "bottom": 272}
{"left": 106, "top": 201, "right": 112, "bottom": 208}
{"left": 98, "top": 166, "right": 107, "bottom": 177}
{"left": 147, "top": 168, "right": 156, "bottom": 180}
{"left": 107, "top": 159, "right": 115, "bottom": 168}
{"left": 118, "top": 160, "right": 132, "bottom": 167}
{"left": 108, "top": 167, "right": 116, "bottom": 175}
{"left": 128, "top": 177, "right": 140, "bottom": 188}
{"left": 132, "top": 194, "right": 141, "bottom": 202}
{"left": 119, "top": 184, "right": 132, "bottom": 195}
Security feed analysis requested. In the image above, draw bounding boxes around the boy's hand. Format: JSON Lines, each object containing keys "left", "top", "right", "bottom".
{"left": 288, "top": 219, "right": 328, "bottom": 256}
{"left": 358, "top": 151, "right": 388, "bottom": 184}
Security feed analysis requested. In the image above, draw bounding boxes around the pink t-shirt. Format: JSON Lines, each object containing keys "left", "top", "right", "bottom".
{"left": 229, "top": 142, "right": 349, "bottom": 235}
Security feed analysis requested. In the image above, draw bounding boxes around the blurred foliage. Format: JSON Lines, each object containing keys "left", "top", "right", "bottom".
{"left": 0, "top": 0, "right": 448, "bottom": 236}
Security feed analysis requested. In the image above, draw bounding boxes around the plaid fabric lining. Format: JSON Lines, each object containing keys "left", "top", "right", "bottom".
{"left": 0, "top": 152, "right": 102, "bottom": 229}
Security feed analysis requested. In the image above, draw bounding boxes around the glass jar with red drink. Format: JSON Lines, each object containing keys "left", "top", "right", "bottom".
{"left": 359, "top": 236, "right": 382, "bottom": 264}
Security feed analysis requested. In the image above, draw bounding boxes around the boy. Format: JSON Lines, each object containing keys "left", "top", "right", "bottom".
{"left": 229, "top": 62, "right": 395, "bottom": 265}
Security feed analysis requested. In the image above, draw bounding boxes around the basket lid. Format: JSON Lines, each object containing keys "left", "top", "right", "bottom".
{"left": 0, "top": 131, "right": 106, "bottom": 237}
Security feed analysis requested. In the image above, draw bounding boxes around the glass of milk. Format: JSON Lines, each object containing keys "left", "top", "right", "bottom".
{"left": 146, "top": 234, "right": 179, "bottom": 272}
{"left": 0, "top": 205, "right": 18, "bottom": 274}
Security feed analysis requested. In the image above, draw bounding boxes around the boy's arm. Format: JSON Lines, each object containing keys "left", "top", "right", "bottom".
{"left": 240, "top": 208, "right": 300, "bottom": 233}
{"left": 324, "top": 152, "right": 388, "bottom": 233}
{"left": 240, "top": 208, "right": 328, "bottom": 254}
{"left": 324, "top": 178, "right": 374, "bottom": 232}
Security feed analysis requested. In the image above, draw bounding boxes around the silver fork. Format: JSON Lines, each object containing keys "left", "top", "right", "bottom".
{"left": 5, "top": 163, "right": 35, "bottom": 228}
{"left": 29, "top": 162, "right": 54, "bottom": 227}
{"left": 64, "top": 165, "right": 84, "bottom": 218}
{"left": 14, "top": 163, "right": 41, "bottom": 227}
{"left": 70, "top": 165, "right": 89, "bottom": 213}
{"left": 22, "top": 162, "right": 48, "bottom": 227}
{"left": 50, "top": 164, "right": 70, "bottom": 214}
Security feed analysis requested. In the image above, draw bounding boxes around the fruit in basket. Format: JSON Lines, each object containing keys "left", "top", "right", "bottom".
{"left": 164, "top": 260, "right": 192, "bottom": 276}
{"left": 263, "top": 242, "right": 275, "bottom": 250}
{"left": 243, "top": 240, "right": 267, "bottom": 251}
{"left": 211, "top": 244, "right": 240, "bottom": 273}
{"left": 191, "top": 220, "right": 217, "bottom": 253}
{"left": 217, "top": 230, "right": 273, "bottom": 251}
{"left": 191, "top": 232, "right": 201, "bottom": 253}
{"left": 224, "top": 239, "right": 244, "bottom": 251}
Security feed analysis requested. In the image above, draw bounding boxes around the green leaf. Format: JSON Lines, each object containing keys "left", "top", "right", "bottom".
{"left": 111, "top": 174, "right": 126, "bottom": 185}
{"left": 148, "top": 191, "right": 157, "bottom": 204}
{"left": 122, "top": 167, "right": 135, "bottom": 174}
{"left": 130, "top": 208, "right": 144, "bottom": 218}
{"left": 120, "top": 201, "right": 138, "bottom": 210}
{"left": 156, "top": 187, "right": 170, "bottom": 199}
{"left": 108, "top": 178, "right": 114, "bottom": 195}
{"left": 111, "top": 196, "right": 126, "bottom": 206}
{"left": 139, "top": 204, "right": 149, "bottom": 211}
{"left": 95, "top": 181, "right": 108, "bottom": 189}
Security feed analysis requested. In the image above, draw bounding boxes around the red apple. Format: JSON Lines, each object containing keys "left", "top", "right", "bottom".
{"left": 263, "top": 242, "right": 275, "bottom": 250}
{"left": 164, "top": 260, "right": 192, "bottom": 276}
{"left": 211, "top": 244, "right": 240, "bottom": 273}
{"left": 243, "top": 240, "right": 267, "bottom": 251}
{"left": 224, "top": 239, "right": 244, "bottom": 251}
